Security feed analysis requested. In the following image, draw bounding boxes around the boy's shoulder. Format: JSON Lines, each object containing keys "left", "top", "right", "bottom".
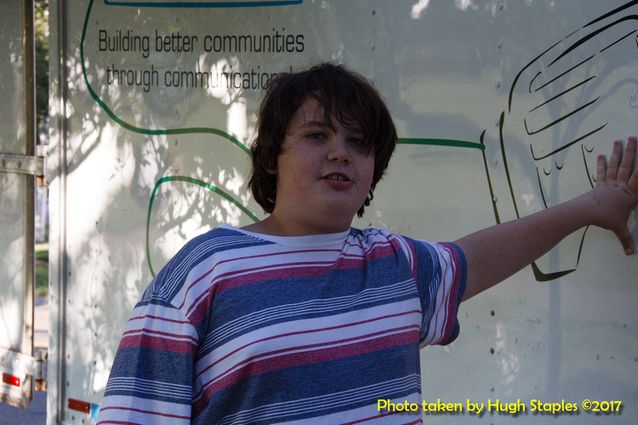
{"left": 353, "top": 227, "right": 462, "bottom": 265}
{"left": 351, "top": 226, "right": 418, "bottom": 246}
{"left": 351, "top": 226, "right": 396, "bottom": 239}
{"left": 183, "top": 225, "right": 271, "bottom": 252}
{"left": 144, "top": 225, "right": 271, "bottom": 301}
{"left": 168, "top": 225, "right": 273, "bottom": 268}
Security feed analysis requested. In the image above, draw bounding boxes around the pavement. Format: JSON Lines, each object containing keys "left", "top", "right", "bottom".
{"left": 34, "top": 295, "right": 49, "bottom": 349}
{"left": 0, "top": 391, "right": 47, "bottom": 424}
{"left": 0, "top": 296, "right": 49, "bottom": 424}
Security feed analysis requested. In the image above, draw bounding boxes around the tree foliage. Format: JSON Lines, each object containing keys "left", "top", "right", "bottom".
{"left": 35, "top": 0, "right": 48, "bottom": 142}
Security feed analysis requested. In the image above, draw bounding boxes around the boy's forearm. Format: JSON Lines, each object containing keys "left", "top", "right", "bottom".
{"left": 455, "top": 194, "right": 597, "bottom": 301}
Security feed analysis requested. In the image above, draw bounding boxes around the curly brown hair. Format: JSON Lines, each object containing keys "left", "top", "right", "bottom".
{"left": 248, "top": 63, "right": 397, "bottom": 217}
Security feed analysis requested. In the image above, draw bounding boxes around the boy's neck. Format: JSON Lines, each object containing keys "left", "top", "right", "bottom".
{"left": 242, "top": 214, "right": 351, "bottom": 236}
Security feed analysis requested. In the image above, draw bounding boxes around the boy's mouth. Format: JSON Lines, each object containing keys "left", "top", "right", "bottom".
{"left": 321, "top": 172, "right": 351, "bottom": 182}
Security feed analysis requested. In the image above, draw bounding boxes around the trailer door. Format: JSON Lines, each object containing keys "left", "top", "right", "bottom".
{"left": 0, "top": 0, "right": 40, "bottom": 409}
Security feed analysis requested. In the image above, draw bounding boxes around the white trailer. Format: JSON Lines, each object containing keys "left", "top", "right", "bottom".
{"left": 2, "top": 0, "right": 637, "bottom": 423}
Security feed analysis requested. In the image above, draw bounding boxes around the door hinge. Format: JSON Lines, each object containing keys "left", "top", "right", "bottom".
{"left": 0, "top": 153, "right": 45, "bottom": 177}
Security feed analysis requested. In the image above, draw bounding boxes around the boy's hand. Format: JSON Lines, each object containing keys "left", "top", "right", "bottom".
{"left": 591, "top": 137, "right": 638, "bottom": 255}
{"left": 458, "top": 137, "right": 638, "bottom": 301}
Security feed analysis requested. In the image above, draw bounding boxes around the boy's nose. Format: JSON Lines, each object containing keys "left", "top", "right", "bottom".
{"left": 326, "top": 137, "right": 351, "bottom": 163}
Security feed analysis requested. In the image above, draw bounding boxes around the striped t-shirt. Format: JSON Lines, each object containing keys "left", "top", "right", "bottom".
{"left": 97, "top": 224, "right": 466, "bottom": 424}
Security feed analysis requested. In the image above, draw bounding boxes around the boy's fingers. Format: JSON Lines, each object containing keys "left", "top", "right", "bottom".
{"left": 616, "top": 137, "right": 636, "bottom": 183}
{"left": 606, "top": 140, "right": 623, "bottom": 181}
{"left": 597, "top": 155, "right": 607, "bottom": 184}
{"left": 617, "top": 227, "right": 634, "bottom": 255}
{"left": 628, "top": 167, "right": 638, "bottom": 196}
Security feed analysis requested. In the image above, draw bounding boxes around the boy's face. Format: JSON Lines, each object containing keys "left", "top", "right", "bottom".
{"left": 270, "top": 98, "right": 374, "bottom": 233}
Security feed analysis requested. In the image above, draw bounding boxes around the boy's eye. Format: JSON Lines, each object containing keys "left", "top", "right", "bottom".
{"left": 307, "top": 132, "right": 326, "bottom": 140}
{"left": 349, "top": 137, "right": 373, "bottom": 154}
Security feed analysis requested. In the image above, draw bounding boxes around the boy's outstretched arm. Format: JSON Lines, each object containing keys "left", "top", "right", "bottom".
{"left": 456, "top": 137, "right": 638, "bottom": 302}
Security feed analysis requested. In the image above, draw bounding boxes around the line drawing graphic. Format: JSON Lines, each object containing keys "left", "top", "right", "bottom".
{"left": 484, "top": 0, "right": 638, "bottom": 280}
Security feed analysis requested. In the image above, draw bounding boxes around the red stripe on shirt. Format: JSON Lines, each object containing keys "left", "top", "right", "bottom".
{"left": 119, "top": 333, "right": 197, "bottom": 353}
{"left": 192, "top": 328, "right": 420, "bottom": 415}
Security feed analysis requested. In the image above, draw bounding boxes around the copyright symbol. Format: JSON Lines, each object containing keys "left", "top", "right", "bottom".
{"left": 582, "top": 399, "right": 592, "bottom": 410}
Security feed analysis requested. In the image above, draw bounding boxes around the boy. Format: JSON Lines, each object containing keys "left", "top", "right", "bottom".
{"left": 97, "top": 63, "right": 638, "bottom": 424}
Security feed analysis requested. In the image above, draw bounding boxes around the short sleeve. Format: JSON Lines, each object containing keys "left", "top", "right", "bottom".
{"left": 399, "top": 237, "right": 467, "bottom": 347}
{"left": 96, "top": 291, "right": 198, "bottom": 424}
